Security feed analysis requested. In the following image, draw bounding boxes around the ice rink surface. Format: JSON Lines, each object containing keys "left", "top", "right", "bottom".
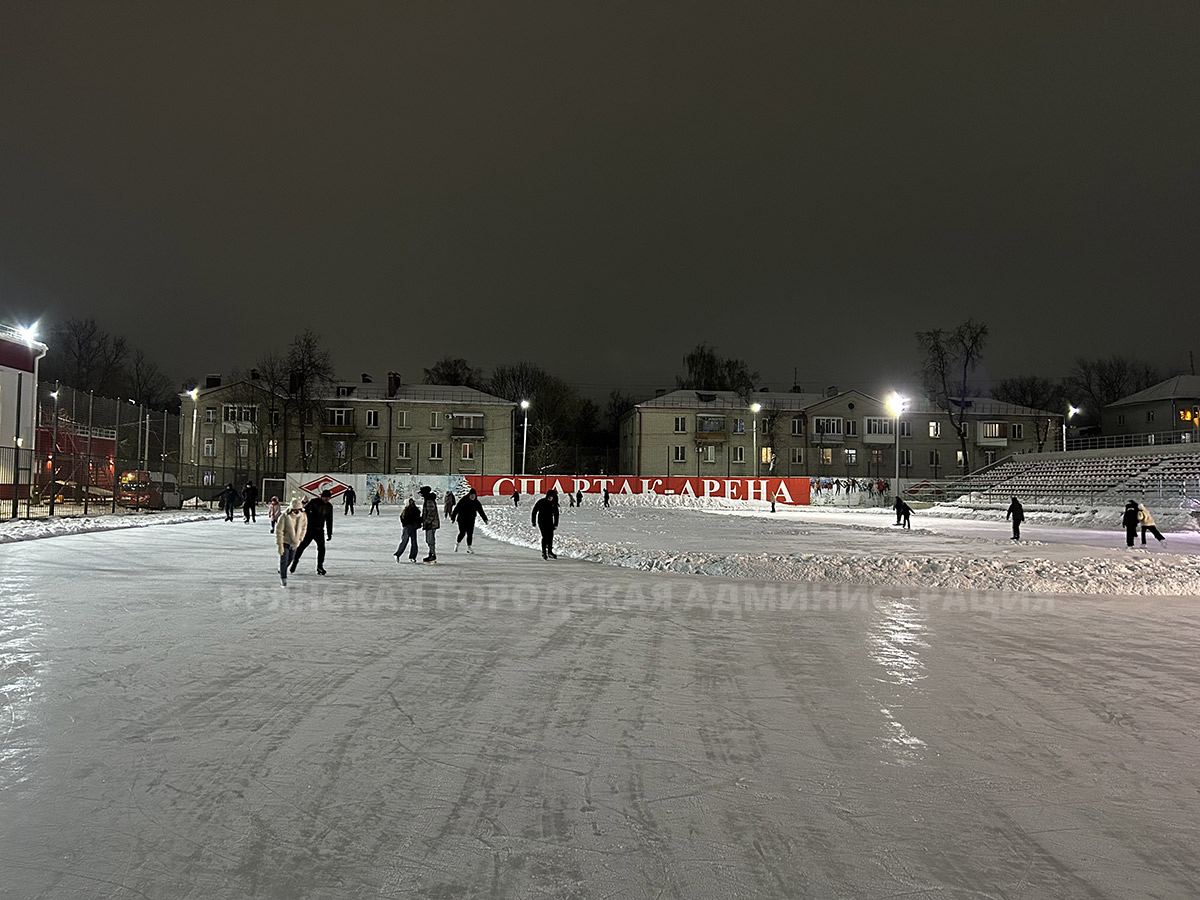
{"left": 2, "top": 500, "right": 1199, "bottom": 898}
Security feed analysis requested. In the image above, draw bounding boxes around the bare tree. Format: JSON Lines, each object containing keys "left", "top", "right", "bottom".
{"left": 126, "top": 349, "right": 174, "bottom": 410}
{"left": 284, "top": 330, "right": 336, "bottom": 472}
{"left": 991, "top": 374, "right": 1064, "bottom": 451}
{"left": 917, "top": 319, "right": 989, "bottom": 473}
{"left": 253, "top": 351, "right": 291, "bottom": 473}
{"left": 1065, "top": 355, "right": 1167, "bottom": 423}
{"left": 489, "top": 362, "right": 582, "bottom": 473}
{"left": 423, "top": 357, "right": 485, "bottom": 388}
{"left": 676, "top": 343, "right": 758, "bottom": 397}
{"left": 43, "top": 317, "right": 130, "bottom": 394}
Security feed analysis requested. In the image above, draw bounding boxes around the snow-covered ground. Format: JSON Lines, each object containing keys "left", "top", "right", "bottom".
{"left": 1, "top": 498, "right": 1198, "bottom": 898}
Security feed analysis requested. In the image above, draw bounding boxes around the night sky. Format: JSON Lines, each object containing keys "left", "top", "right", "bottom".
{"left": 2, "top": 4, "right": 1197, "bottom": 399}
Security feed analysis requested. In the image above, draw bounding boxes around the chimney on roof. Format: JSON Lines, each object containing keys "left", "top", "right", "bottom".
{"left": 361, "top": 373, "right": 373, "bottom": 383}
{"left": 249, "top": 368, "right": 260, "bottom": 380}
{"left": 205, "top": 374, "right": 222, "bottom": 388}
{"left": 654, "top": 388, "right": 666, "bottom": 397}
{"left": 387, "top": 372, "right": 402, "bottom": 399}
{"left": 825, "top": 384, "right": 838, "bottom": 398}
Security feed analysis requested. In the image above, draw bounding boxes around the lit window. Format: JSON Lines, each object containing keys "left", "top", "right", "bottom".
{"left": 461, "top": 442, "right": 474, "bottom": 461}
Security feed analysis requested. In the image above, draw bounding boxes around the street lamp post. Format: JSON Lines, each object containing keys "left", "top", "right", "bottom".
{"left": 888, "top": 393, "right": 907, "bottom": 501}
{"left": 47, "top": 385, "right": 60, "bottom": 516}
{"left": 750, "top": 402, "right": 762, "bottom": 479}
{"left": 520, "top": 400, "right": 530, "bottom": 476}
{"left": 188, "top": 389, "right": 199, "bottom": 506}
{"left": 1063, "top": 405, "right": 1079, "bottom": 451}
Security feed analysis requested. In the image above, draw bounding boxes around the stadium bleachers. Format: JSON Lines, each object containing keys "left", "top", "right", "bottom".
{"left": 949, "top": 450, "right": 1200, "bottom": 505}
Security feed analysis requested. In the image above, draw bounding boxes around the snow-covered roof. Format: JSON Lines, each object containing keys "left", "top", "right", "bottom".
{"left": 1106, "top": 375, "right": 1200, "bottom": 408}
{"left": 182, "top": 381, "right": 514, "bottom": 406}
{"left": 902, "top": 397, "right": 1061, "bottom": 418}
{"left": 635, "top": 389, "right": 827, "bottom": 411}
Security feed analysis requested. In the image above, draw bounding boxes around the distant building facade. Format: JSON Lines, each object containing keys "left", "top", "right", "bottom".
{"left": 1101, "top": 375, "right": 1200, "bottom": 445}
{"left": 619, "top": 389, "right": 1062, "bottom": 480}
{"left": 179, "top": 373, "right": 516, "bottom": 486}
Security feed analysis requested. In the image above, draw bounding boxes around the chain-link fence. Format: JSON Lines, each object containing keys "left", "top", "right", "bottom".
{"left": 2, "top": 383, "right": 185, "bottom": 519}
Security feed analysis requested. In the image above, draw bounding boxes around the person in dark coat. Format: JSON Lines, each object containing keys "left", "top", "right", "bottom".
{"left": 394, "top": 498, "right": 422, "bottom": 562}
{"left": 419, "top": 486, "right": 440, "bottom": 562}
{"left": 444, "top": 490, "right": 456, "bottom": 521}
{"left": 512, "top": 488, "right": 520, "bottom": 507}
{"left": 602, "top": 488, "right": 610, "bottom": 508}
{"left": 343, "top": 486, "right": 357, "bottom": 515}
{"left": 451, "top": 488, "right": 488, "bottom": 553}
{"left": 531, "top": 488, "right": 560, "bottom": 559}
{"left": 1006, "top": 496, "right": 1024, "bottom": 541}
{"left": 291, "top": 490, "right": 334, "bottom": 575}
{"left": 575, "top": 489, "right": 582, "bottom": 508}
{"left": 893, "top": 494, "right": 904, "bottom": 526}
{"left": 242, "top": 481, "right": 259, "bottom": 523}
{"left": 1121, "top": 500, "right": 1140, "bottom": 548}
{"left": 218, "top": 483, "right": 239, "bottom": 521}
{"left": 897, "top": 499, "right": 912, "bottom": 530}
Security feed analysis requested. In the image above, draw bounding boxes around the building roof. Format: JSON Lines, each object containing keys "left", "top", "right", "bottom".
{"left": 634, "top": 389, "right": 827, "bottom": 411}
{"left": 183, "top": 380, "right": 514, "bottom": 406}
{"left": 1106, "top": 375, "right": 1200, "bottom": 408}
{"left": 902, "top": 396, "right": 1061, "bottom": 418}
{"left": 632, "top": 389, "right": 1057, "bottom": 419}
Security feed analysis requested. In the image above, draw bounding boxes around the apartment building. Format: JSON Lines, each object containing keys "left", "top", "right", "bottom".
{"left": 620, "top": 389, "right": 1062, "bottom": 481}
{"left": 179, "top": 372, "right": 516, "bottom": 485}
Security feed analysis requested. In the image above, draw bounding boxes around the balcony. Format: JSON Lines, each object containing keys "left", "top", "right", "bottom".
{"left": 452, "top": 424, "right": 487, "bottom": 439}
{"left": 320, "top": 423, "right": 356, "bottom": 436}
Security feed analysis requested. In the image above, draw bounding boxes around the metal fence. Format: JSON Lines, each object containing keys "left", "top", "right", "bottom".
{"left": 1, "top": 383, "right": 182, "bottom": 519}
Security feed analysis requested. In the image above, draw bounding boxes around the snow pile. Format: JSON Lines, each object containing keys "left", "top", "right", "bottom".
{"left": 0, "top": 510, "right": 222, "bottom": 543}
{"left": 481, "top": 496, "right": 1200, "bottom": 596}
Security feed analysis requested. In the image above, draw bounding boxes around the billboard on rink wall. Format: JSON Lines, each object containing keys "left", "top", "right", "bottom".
{"left": 286, "top": 474, "right": 812, "bottom": 505}
{"left": 467, "top": 475, "right": 812, "bottom": 505}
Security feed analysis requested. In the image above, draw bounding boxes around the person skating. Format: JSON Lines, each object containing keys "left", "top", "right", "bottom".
{"left": 770, "top": 490, "right": 777, "bottom": 513}
{"left": 276, "top": 498, "right": 307, "bottom": 587}
{"left": 267, "top": 496, "right": 282, "bottom": 533}
{"left": 1121, "top": 500, "right": 1140, "bottom": 548}
{"left": 242, "top": 481, "right": 259, "bottom": 523}
{"left": 532, "top": 488, "right": 560, "bottom": 559}
{"left": 1137, "top": 502, "right": 1166, "bottom": 545}
{"left": 512, "top": 488, "right": 520, "bottom": 507}
{"left": 419, "top": 486, "right": 440, "bottom": 563}
{"left": 394, "top": 498, "right": 422, "bottom": 562}
{"left": 291, "top": 490, "right": 334, "bottom": 575}
{"left": 444, "top": 490, "right": 456, "bottom": 522}
{"left": 897, "top": 499, "right": 912, "bottom": 529}
{"left": 218, "top": 483, "right": 239, "bottom": 521}
{"left": 893, "top": 494, "right": 904, "bottom": 526}
{"left": 575, "top": 489, "right": 582, "bottom": 508}
{"left": 343, "top": 486, "right": 357, "bottom": 516}
{"left": 369, "top": 487, "right": 383, "bottom": 515}
{"left": 568, "top": 490, "right": 575, "bottom": 508}
{"left": 1006, "top": 496, "right": 1024, "bottom": 541}
{"left": 602, "top": 488, "right": 610, "bottom": 509}
{"left": 451, "top": 487, "right": 488, "bottom": 552}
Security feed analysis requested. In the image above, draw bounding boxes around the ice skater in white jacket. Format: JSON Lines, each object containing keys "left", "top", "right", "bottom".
{"left": 276, "top": 498, "right": 308, "bottom": 586}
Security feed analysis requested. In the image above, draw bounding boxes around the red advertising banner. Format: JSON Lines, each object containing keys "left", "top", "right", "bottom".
{"left": 465, "top": 475, "right": 811, "bottom": 505}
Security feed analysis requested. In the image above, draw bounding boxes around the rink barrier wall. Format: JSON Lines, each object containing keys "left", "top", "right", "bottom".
{"left": 286, "top": 473, "right": 813, "bottom": 505}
